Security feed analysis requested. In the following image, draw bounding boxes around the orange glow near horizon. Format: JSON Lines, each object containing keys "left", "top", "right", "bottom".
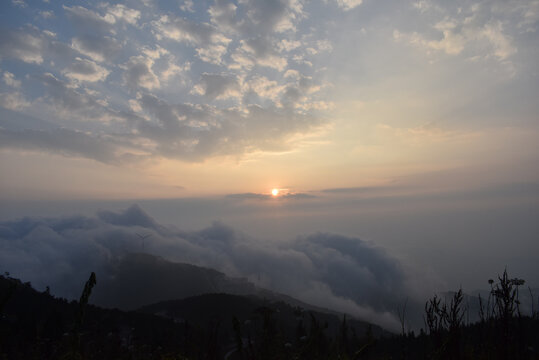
{"left": 271, "top": 188, "right": 279, "bottom": 196}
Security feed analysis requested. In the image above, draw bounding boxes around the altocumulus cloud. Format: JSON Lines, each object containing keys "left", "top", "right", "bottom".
{"left": 0, "top": 205, "right": 417, "bottom": 330}
{"left": 2, "top": 0, "right": 531, "bottom": 163}
{"left": 0, "top": 0, "right": 334, "bottom": 163}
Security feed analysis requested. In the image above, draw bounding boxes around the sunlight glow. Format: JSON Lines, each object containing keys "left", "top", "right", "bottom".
{"left": 271, "top": 188, "right": 279, "bottom": 196}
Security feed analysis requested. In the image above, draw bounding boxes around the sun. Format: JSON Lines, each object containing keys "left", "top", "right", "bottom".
{"left": 271, "top": 188, "right": 279, "bottom": 196}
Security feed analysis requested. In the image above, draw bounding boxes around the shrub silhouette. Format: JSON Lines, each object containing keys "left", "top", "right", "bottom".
{"left": 62, "top": 272, "right": 97, "bottom": 360}
{"left": 1, "top": 268, "right": 538, "bottom": 359}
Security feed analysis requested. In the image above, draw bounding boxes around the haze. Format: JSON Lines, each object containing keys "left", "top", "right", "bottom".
{"left": 1, "top": 0, "right": 538, "bottom": 329}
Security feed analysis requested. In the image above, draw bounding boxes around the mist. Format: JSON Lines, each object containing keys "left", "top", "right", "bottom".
{"left": 1, "top": 204, "right": 432, "bottom": 330}
{"left": 1, "top": 180, "right": 537, "bottom": 293}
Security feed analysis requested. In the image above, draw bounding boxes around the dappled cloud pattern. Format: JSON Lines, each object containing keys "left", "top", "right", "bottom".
{"left": 0, "top": 0, "right": 333, "bottom": 163}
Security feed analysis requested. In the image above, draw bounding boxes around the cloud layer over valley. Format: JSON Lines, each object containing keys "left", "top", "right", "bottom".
{"left": 0, "top": 204, "right": 420, "bottom": 330}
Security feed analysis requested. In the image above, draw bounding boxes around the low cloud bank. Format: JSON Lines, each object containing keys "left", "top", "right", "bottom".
{"left": 0, "top": 204, "right": 421, "bottom": 330}
{"left": 226, "top": 192, "right": 316, "bottom": 200}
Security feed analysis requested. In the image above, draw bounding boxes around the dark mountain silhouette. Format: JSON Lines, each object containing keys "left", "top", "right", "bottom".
{"left": 92, "top": 252, "right": 256, "bottom": 310}
{"left": 0, "top": 274, "right": 189, "bottom": 359}
{"left": 0, "top": 273, "right": 386, "bottom": 359}
{"left": 139, "top": 293, "right": 387, "bottom": 342}
{"left": 90, "top": 252, "right": 373, "bottom": 322}
{"left": 2, "top": 269, "right": 538, "bottom": 359}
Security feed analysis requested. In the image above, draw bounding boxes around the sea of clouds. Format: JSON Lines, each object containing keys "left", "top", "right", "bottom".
{"left": 0, "top": 204, "right": 431, "bottom": 330}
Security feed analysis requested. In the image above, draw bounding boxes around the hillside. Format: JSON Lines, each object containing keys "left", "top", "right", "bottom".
{"left": 0, "top": 274, "right": 188, "bottom": 359}
{"left": 139, "top": 293, "right": 387, "bottom": 343}
{"left": 90, "top": 252, "right": 379, "bottom": 325}
{"left": 91, "top": 252, "right": 257, "bottom": 310}
{"left": 2, "top": 269, "right": 538, "bottom": 359}
{"left": 0, "top": 273, "right": 385, "bottom": 359}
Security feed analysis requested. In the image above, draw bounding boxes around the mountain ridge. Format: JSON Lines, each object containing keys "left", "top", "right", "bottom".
{"left": 91, "top": 251, "right": 384, "bottom": 327}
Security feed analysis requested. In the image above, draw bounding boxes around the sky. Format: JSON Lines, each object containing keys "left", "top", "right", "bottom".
{"left": 1, "top": 0, "right": 538, "bottom": 330}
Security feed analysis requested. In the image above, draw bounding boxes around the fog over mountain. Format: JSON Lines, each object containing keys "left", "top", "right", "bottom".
{"left": 1, "top": 1, "right": 538, "bottom": 352}
{"left": 0, "top": 204, "right": 429, "bottom": 331}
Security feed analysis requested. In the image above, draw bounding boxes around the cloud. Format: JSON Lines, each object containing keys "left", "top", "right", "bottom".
{"left": 0, "top": 92, "right": 30, "bottom": 110}
{"left": 0, "top": 205, "right": 415, "bottom": 330}
{"left": 154, "top": 15, "right": 230, "bottom": 44}
{"left": 11, "top": 0, "right": 27, "bottom": 8}
{"left": 210, "top": 0, "right": 303, "bottom": 34}
{"left": 159, "top": 56, "right": 190, "bottom": 82}
{"left": 321, "top": 186, "right": 393, "bottom": 194}
{"left": 71, "top": 35, "right": 120, "bottom": 63}
{"left": 412, "top": 0, "right": 436, "bottom": 13}
{"left": 244, "top": 75, "right": 285, "bottom": 102}
{"left": 32, "top": 72, "right": 147, "bottom": 129}
{"left": 226, "top": 192, "right": 316, "bottom": 200}
{"left": 0, "top": 26, "right": 77, "bottom": 68}
{"left": 122, "top": 55, "right": 160, "bottom": 90}
{"left": 106, "top": 4, "right": 141, "bottom": 25}
{"left": 242, "top": 0, "right": 304, "bottom": 33}
{"left": 0, "top": 100, "right": 147, "bottom": 163}
{"left": 231, "top": 36, "right": 288, "bottom": 71}
{"left": 0, "top": 1, "right": 335, "bottom": 163}
{"left": 153, "top": 14, "right": 232, "bottom": 64}
{"left": 38, "top": 73, "right": 101, "bottom": 112}
{"left": 292, "top": 233, "right": 406, "bottom": 308}
{"left": 180, "top": 0, "right": 195, "bottom": 13}
{"left": 0, "top": 107, "right": 55, "bottom": 131}
{"left": 38, "top": 10, "right": 55, "bottom": 19}
{"left": 0, "top": 28, "right": 46, "bottom": 64}
{"left": 63, "top": 5, "right": 116, "bottom": 33}
{"left": 480, "top": 21, "right": 516, "bottom": 60}
{"left": 208, "top": 0, "right": 241, "bottom": 33}
{"left": 142, "top": 45, "right": 168, "bottom": 60}
{"left": 394, "top": 1, "right": 518, "bottom": 63}
{"left": 133, "top": 94, "right": 321, "bottom": 161}
{"left": 97, "top": 205, "right": 159, "bottom": 229}
{"left": 192, "top": 73, "right": 241, "bottom": 100}
{"left": 207, "top": 0, "right": 305, "bottom": 68}
{"left": 279, "top": 74, "right": 322, "bottom": 108}
{"left": 197, "top": 43, "right": 229, "bottom": 65}
{"left": 226, "top": 192, "right": 272, "bottom": 200}
{"left": 335, "top": 0, "right": 363, "bottom": 11}
{"left": 0, "top": 127, "right": 119, "bottom": 163}
{"left": 3, "top": 71, "right": 21, "bottom": 88}
{"left": 62, "top": 57, "right": 110, "bottom": 82}
{"left": 278, "top": 39, "right": 302, "bottom": 52}
{"left": 1, "top": 83, "right": 322, "bottom": 164}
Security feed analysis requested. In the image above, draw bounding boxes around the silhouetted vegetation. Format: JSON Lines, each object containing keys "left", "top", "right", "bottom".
{"left": 1, "top": 269, "right": 538, "bottom": 359}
